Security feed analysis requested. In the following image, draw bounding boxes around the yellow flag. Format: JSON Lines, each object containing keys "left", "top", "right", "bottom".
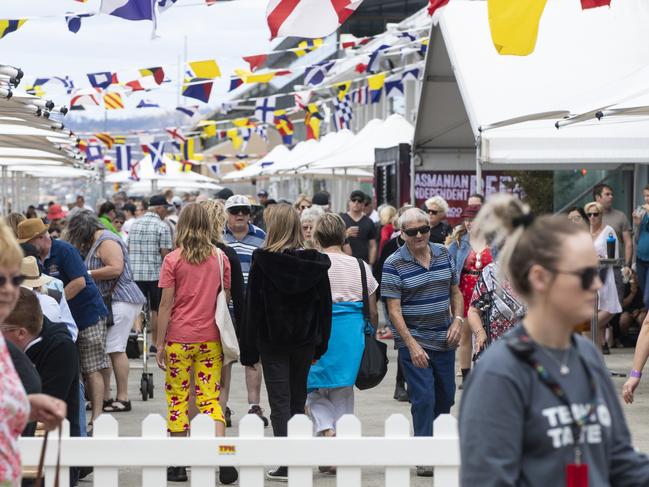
{"left": 0, "top": 19, "right": 27, "bottom": 39}
{"left": 334, "top": 81, "right": 352, "bottom": 101}
{"left": 368, "top": 73, "right": 386, "bottom": 91}
{"left": 233, "top": 69, "right": 276, "bottom": 84}
{"left": 488, "top": 0, "right": 547, "bottom": 56}
{"left": 232, "top": 117, "right": 252, "bottom": 128}
{"left": 294, "top": 38, "right": 323, "bottom": 57}
{"left": 188, "top": 60, "right": 221, "bottom": 78}
{"left": 202, "top": 124, "right": 217, "bottom": 139}
{"left": 227, "top": 128, "right": 243, "bottom": 150}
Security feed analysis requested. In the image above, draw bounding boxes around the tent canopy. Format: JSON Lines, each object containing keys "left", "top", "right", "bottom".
{"left": 414, "top": 0, "right": 649, "bottom": 166}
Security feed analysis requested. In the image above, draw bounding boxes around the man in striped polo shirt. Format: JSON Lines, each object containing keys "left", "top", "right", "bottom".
{"left": 224, "top": 194, "right": 269, "bottom": 426}
{"left": 381, "top": 208, "right": 463, "bottom": 475}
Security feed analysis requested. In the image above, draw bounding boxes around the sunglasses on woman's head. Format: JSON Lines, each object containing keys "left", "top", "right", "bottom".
{"left": 547, "top": 266, "right": 607, "bottom": 290}
{"left": 587, "top": 212, "right": 600, "bottom": 218}
{"left": 0, "top": 275, "right": 25, "bottom": 288}
{"left": 228, "top": 206, "right": 250, "bottom": 216}
{"left": 403, "top": 225, "right": 431, "bottom": 237}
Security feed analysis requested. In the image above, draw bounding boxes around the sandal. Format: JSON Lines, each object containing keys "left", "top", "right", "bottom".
{"left": 103, "top": 399, "right": 132, "bottom": 413}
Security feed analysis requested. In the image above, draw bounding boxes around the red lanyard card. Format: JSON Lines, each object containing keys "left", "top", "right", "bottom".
{"left": 566, "top": 463, "right": 588, "bottom": 487}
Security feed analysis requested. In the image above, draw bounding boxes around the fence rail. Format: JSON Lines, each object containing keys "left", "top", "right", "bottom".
{"left": 19, "top": 413, "right": 460, "bottom": 487}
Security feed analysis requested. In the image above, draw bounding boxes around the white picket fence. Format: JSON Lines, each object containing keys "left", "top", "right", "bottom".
{"left": 19, "top": 413, "right": 460, "bottom": 487}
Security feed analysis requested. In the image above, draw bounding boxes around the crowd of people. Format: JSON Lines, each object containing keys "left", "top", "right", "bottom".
{"left": 2, "top": 182, "right": 649, "bottom": 485}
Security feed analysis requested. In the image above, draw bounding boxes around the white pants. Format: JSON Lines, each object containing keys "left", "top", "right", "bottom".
{"left": 106, "top": 301, "right": 142, "bottom": 354}
{"left": 306, "top": 386, "right": 354, "bottom": 434}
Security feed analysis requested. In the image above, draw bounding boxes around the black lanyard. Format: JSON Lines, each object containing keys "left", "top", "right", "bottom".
{"left": 506, "top": 326, "right": 598, "bottom": 464}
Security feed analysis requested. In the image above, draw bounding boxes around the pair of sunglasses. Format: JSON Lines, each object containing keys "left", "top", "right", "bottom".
{"left": 228, "top": 206, "right": 251, "bottom": 216}
{"left": 549, "top": 266, "right": 607, "bottom": 290}
{"left": 351, "top": 198, "right": 364, "bottom": 204}
{"left": 587, "top": 212, "right": 601, "bottom": 218}
{"left": 300, "top": 205, "right": 311, "bottom": 210}
{"left": 0, "top": 275, "right": 25, "bottom": 288}
{"left": 426, "top": 209, "right": 439, "bottom": 215}
{"left": 403, "top": 225, "right": 431, "bottom": 237}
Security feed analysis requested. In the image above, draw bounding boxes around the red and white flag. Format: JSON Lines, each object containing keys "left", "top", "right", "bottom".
{"left": 266, "top": 0, "right": 364, "bottom": 39}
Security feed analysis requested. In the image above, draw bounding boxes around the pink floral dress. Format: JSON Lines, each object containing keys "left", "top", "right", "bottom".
{"left": 0, "top": 333, "right": 30, "bottom": 487}
{"left": 459, "top": 248, "right": 493, "bottom": 316}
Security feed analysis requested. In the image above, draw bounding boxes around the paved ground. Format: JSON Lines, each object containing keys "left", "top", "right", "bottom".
{"left": 79, "top": 339, "right": 649, "bottom": 486}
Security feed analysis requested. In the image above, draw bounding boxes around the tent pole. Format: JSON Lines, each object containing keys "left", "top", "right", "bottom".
{"left": 1, "top": 165, "right": 8, "bottom": 216}
{"left": 476, "top": 134, "right": 483, "bottom": 195}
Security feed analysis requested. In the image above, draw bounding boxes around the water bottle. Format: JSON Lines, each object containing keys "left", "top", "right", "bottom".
{"left": 606, "top": 232, "right": 616, "bottom": 259}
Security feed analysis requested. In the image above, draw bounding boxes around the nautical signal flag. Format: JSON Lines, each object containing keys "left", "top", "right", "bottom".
{"left": 187, "top": 60, "right": 221, "bottom": 79}
{"left": 115, "top": 144, "right": 132, "bottom": 171}
{"left": 243, "top": 54, "right": 267, "bottom": 72}
{"left": 88, "top": 72, "right": 113, "bottom": 89}
{"left": 65, "top": 13, "right": 94, "bottom": 34}
{"left": 368, "top": 73, "right": 385, "bottom": 104}
{"left": 274, "top": 110, "right": 294, "bottom": 146}
{"left": 70, "top": 88, "right": 102, "bottom": 108}
{"left": 333, "top": 94, "right": 353, "bottom": 131}
{"left": 229, "top": 77, "right": 244, "bottom": 92}
{"left": 201, "top": 124, "right": 217, "bottom": 139}
{"left": 104, "top": 157, "right": 117, "bottom": 173}
{"left": 335, "top": 81, "right": 352, "bottom": 101}
{"left": 104, "top": 92, "right": 125, "bottom": 110}
{"left": 139, "top": 66, "right": 165, "bottom": 84}
{"left": 166, "top": 127, "right": 187, "bottom": 143}
{"left": 233, "top": 69, "right": 276, "bottom": 84}
{"left": 86, "top": 144, "right": 103, "bottom": 162}
{"left": 427, "top": 0, "right": 450, "bottom": 16}
{"left": 148, "top": 141, "right": 166, "bottom": 173}
{"left": 181, "top": 162, "right": 194, "bottom": 173}
{"left": 95, "top": 133, "right": 116, "bottom": 148}
{"left": 581, "top": 0, "right": 610, "bottom": 8}
{"left": 305, "top": 103, "right": 323, "bottom": 140}
{"left": 181, "top": 137, "right": 196, "bottom": 161}
{"left": 0, "top": 20, "right": 27, "bottom": 40}
{"left": 226, "top": 128, "right": 243, "bottom": 151}
{"left": 294, "top": 38, "right": 323, "bottom": 57}
{"left": 176, "top": 105, "right": 199, "bottom": 117}
{"left": 136, "top": 99, "right": 160, "bottom": 108}
{"left": 303, "top": 60, "right": 335, "bottom": 87}
{"left": 266, "top": 0, "right": 364, "bottom": 39}
{"left": 254, "top": 97, "right": 276, "bottom": 124}
{"left": 488, "top": 0, "right": 547, "bottom": 56}
{"left": 182, "top": 78, "right": 213, "bottom": 103}
{"left": 384, "top": 74, "right": 404, "bottom": 98}
{"left": 100, "top": 0, "right": 154, "bottom": 21}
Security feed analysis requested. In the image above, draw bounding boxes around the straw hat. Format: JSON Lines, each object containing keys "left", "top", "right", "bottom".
{"left": 20, "top": 256, "right": 53, "bottom": 289}
{"left": 16, "top": 218, "right": 49, "bottom": 244}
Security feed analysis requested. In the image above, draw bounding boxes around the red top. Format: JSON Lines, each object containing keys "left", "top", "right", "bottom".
{"left": 459, "top": 247, "right": 493, "bottom": 316}
{"left": 379, "top": 223, "right": 395, "bottom": 255}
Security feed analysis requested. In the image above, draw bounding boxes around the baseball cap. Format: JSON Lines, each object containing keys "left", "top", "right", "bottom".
{"left": 216, "top": 188, "right": 234, "bottom": 200}
{"left": 312, "top": 191, "right": 330, "bottom": 206}
{"left": 257, "top": 189, "right": 269, "bottom": 197}
{"left": 148, "top": 194, "right": 171, "bottom": 208}
{"left": 350, "top": 189, "right": 366, "bottom": 201}
{"left": 171, "top": 196, "right": 183, "bottom": 207}
{"left": 225, "top": 195, "right": 251, "bottom": 211}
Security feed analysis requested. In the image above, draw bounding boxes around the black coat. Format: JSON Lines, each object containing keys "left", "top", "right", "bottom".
{"left": 26, "top": 317, "right": 80, "bottom": 438}
{"left": 240, "top": 248, "right": 332, "bottom": 365}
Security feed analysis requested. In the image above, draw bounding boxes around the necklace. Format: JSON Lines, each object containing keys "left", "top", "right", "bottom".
{"left": 537, "top": 345, "right": 572, "bottom": 376}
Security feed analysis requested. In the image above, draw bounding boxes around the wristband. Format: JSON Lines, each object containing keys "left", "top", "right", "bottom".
{"left": 630, "top": 370, "right": 642, "bottom": 379}
{"left": 454, "top": 316, "right": 465, "bottom": 325}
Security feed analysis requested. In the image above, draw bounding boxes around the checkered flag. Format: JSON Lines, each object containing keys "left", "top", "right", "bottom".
{"left": 333, "top": 94, "right": 353, "bottom": 131}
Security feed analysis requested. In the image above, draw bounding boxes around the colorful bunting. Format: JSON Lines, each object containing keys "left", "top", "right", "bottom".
{"left": 182, "top": 78, "right": 213, "bottom": 103}
{"left": 70, "top": 88, "right": 102, "bottom": 108}
{"left": 148, "top": 141, "right": 166, "bottom": 173}
{"left": 229, "top": 77, "right": 244, "bottom": 92}
{"left": 384, "top": 73, "right": 403, "bottom": 98}
{"left": 136, "top": 99, "right": 160, "bottom": 108}
{"left": 352, "top": 86, "right": 369, "bottom": 104}
{"left": 305, "top": 103, "right": 323, "bottom": 140}
{"left": 181, "top": 137, "right": 196, "bottom": 161}
{"left": 335, "top": 81, "right": 352, "bottom": 101}
{"left": 88, "top": 72, "right": 112, "bottom": 89}
{"left": 176, "top": 105, "right": 199, "bottom": 117}
{"left": 104, "top": 157, "right": 117, "bottom": 173}
{"left": 294, "top": 90, "right": 311, "bottom": 110}
{"left": 226, "top": 128, "right": 243, "bottom": 150}
{"left": 581, "top": 0, "right": 610, "bottom": 8}
{"left": 266, "top": 0, "right": 364, "bottom": 39}
{"left": 294, "top": 38, "right": 323, "bottom": 57}
{"left": 367, "top": 44, "right": 390, "bottom": 74}
{"left": 0, "top": 20, "right": 28, "bottom": 40}
{"left": 115, "top": 144, "right": 133, "bottom": 171}
{"left": 125, "top": 76, "right": 159, "bottom": 91}
{"left": 86, "top": 144, "right": 103, "bottom": 162}
{"left": 165, "top": 127, "right": 186, "bottom": 143}
{"left": 104, "top": 92, "right": 125, "bottom": 110}
{"left": 488, "top": 0, "right": 547, "bottom": 56}
{"left": 65, "top": 13, "right": 94, "bottom": 34}
{"left": 233, "top": 69, "right": 276, "bottom": 84}
{"left": 188, "top": 60, "right": 221, "bottom": 78}
{"left": 129, "top": 159, "right": 140, "bottom": 181}
{"left": 303, "top": 60, "right": 335, "bottom": 86}
{"left": 333, "top": 94, "right": 353, "bottom": 131}
{"left": 274, "top": 110, "right": 294, "bottom": 145}
{"left": 139, "top": 66, "right": 165, "bottom": 84}
{"left": 100, "top": 0, "right": 154, "bottom": 21}
{"left": 368, "top": 73, "right": 385, "bottom": 103}
{"left": 243, "top": 54, "right": 267, "bottom": 72}
{"left": 254, "top": 97, "right": 276, "bottom": 124}
{"left": 95, "top": 133, "right": 116, "bottom": 148}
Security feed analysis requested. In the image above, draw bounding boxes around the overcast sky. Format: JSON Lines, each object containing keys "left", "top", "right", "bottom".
{"left": 1, "top": 0, "right": 273, "bottom": 120}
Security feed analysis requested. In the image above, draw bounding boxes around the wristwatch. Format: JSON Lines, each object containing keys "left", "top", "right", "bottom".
{"left": 454, "top": 316, "right": 465, "bottom": 325}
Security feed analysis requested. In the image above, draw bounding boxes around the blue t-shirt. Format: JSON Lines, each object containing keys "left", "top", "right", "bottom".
{"left": 637, "top": 214, "right": 649, "bottom": 261}
{"left": 44, "top": 239, "right": 107, "bottom": 329}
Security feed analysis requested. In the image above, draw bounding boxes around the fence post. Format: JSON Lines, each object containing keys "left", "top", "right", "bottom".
{"left": 433, "top": 415, "right": 460, "bottom": 487}
{"left": 239, "top": 414, "right": 264, "bottom": 487}
{"left": 190, "top": 414, "right": 216, "bottom": 487}
{"left": 287, "top": 415, "right": 313, "bottom": 487}
{"left": 335, "top": 415, "right": 362, "bottom": 487}
{"left": 141, "top": 415, "right": 167, "bottom": 487}
{"left": 93, "top": 414, "right": 119, "bottom": 487}
{"left": 44, "top": 419, "right": 69, "bottom": 487}
{"left": 384, "top": 414, "right": 410, "bottom": 487}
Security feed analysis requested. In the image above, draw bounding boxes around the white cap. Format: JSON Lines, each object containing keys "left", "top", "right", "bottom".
{"left": 225, "top": 195, "right": 251, "bottom": 210}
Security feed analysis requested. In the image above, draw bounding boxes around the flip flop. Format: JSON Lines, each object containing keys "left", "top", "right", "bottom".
{"left": 102, "top": 399, "right": 132, "bottom": 413}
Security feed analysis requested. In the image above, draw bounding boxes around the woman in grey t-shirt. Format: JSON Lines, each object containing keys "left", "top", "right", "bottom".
{"left": 459, "top": 194, "right": 649, "bottom": 487}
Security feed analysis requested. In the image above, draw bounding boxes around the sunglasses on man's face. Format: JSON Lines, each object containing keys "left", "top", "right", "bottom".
{"left": 228, "top": 206, "right": 251, "bottom": 216}
{"left": 587, "top": 212, "right": 601, "bottom": 218}
{"left": 403, "top": 225, "right": 431, "bottom": 237}
{"left": 351, "top": 198, "right": 364, "bottom": 204}
{"left": 547, "top": 266, "right": 607, "bottom": 290}
{"left": 426, "top": 209, "right": 439, "bottom": 216}
{"left": 0, "top": 275, "right": 25, "bottom": 288}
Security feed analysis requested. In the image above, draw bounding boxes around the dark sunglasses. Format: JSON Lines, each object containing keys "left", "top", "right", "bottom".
{"left": 0, "top": 275, "right": 25, "bottom": 288}
{"left": 587, "top": 212, "right": 600, "bottom": 218}
{"left": 548, "top": 266, "right": 606, "bottom": 290}
{"left": 403, "top": 225, "right": 431, "bottom": 237}
{"left": 351, "top": 198, "right": 364, "bottom": 204}
{"left": 228, "top": 206, "right": 251, "bottom": 216}
{"left": 426, "top": 209, "right": 439, "bottom": 215}
{"left": 299, "top": 205, "right": 311, "bottom": 210}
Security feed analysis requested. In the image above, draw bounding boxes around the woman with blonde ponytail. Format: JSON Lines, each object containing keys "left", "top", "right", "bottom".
{"left": 459, "top": 194, "right": 649, "bottom": 486}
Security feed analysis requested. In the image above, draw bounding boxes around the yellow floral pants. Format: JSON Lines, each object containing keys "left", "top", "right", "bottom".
{"left": 164, "top": 341, "right": 224, "bottom": 433}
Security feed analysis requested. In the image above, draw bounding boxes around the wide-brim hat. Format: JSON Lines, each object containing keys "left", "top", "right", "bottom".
{"left": 17, "top": 218, "right": 49, "bottom": 244}
{"left": 20, "top": 256, "right": 53, "bottom": 289}
{"left": 47, "top": 204, "right": 67, "bottom": 220}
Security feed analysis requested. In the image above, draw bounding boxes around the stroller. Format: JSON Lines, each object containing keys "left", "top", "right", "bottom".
{"left": 126, "top": 302, "right": 154, "bottom": 401}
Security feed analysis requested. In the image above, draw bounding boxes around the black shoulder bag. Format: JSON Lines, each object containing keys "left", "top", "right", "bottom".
{"left": 355, "top": 259, "right": 389, "bottom": 390}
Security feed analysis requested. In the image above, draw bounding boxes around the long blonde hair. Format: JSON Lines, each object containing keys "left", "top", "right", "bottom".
{"left": 264, "top": 204, "right": 304, "bottom": 253}
{"left": 175, "top": 203, "right": 215, "bottom": 264}
{"left": 0, "top": 219, "right": 24, "bottom": 269}
{"left": 199, "top": 199, "right": 227, "bottom": 245}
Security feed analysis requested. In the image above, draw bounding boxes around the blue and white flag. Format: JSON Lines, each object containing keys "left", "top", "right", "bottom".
{"left": 367, "top": 44, "right": 390, "bottom": 74}
{"left": 304, "top": 60, "right": 335, "bottom": 87}
{"left": 254, "top": 97, "right": 276, "bottom": 124}
{"left": 137, "top": 99, "right": 160, "bottom": 108}
{"left": 100, "top": 0, "right": 154, "bottom": 21}
{"left": 401, "top": 67, "right": 420, "bottom": 81}
{"left": 176, "top": 105, "right": 198, "bottom": 117}
{"left": 384, "top": 74, "right": 404, "bottom": 98}
{"left": 65, "top": 12, "right": 94, "bottom": 34}
{"left": 86, "top": 144, "right": 103, "bottom": 162}
{"left": 147, "top": 141, "right": 166, "bottom": 172}
{"left": 87, "top": 72, "right": 112, "bottom": 89}
{"left": 115, "top": 144, "right": 132, "bottom": 171}
{"left": 157, "top": 0, "right": 177, "bottom": 13}
{"left": 52, "top": 76, "right": 75, "bottom": 94}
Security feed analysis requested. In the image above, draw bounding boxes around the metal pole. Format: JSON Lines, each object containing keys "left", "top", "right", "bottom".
{"left": 1, "top": 165, "right": 8, "bottom": 215}
{"left": 475, "top": 134, "right": 483, "bottom": 194}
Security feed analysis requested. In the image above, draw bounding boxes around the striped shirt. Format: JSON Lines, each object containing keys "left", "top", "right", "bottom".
{"left": 224, "top": 223, "right": 265, "bottom": 288}
{"left": 325, "top": 252, "right": 378, "bottom": 303}
{"left": 381, "top": 242, "right": 458, "bottom": 352}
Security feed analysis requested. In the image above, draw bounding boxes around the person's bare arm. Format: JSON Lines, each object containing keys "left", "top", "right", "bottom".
{"left": 446, "top": 284, "right": 464, "bottom": 346}
{"left": 468, "top": 306, "right": 487, "bottom": 351}
{"left": 369, "top": 292, "right": 379, "bottom": 328}
{"left": 387, "top": 298, "right": 429, "bottom": 368}
{"left": 91, "top": 240, "right": 124, "bottom": 281}
{"left": 623, "top": 230, "right": 633, "bottom": 268}
{"left": 343, "top": 243, "right": 352, "bottom": 256}
{"left": 64, "top": 276, "right": 86, "bottom": 300}
{"left": 368, "top": 240, "right": 377, "bottom": 266}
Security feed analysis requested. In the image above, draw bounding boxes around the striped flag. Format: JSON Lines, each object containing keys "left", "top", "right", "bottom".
{"left": 104, "top": 92, "right": 125, "bottom": 110}
{"left": 95, "top": 133, "right": 116, "bottom": 148}
{"left": 266, "top": 0, "right": 364, "bottom": 39}
{"left": 352, "top": 86, "right": 369, "bottom": 105}
{"left": 0, "top": 20, "right": 28, "bottom": 40}
{"left": 181, "top": 137, "right": 195, "bottom": 161}
{"left": 115, "top": 144, "right": 132, "bottom": 171}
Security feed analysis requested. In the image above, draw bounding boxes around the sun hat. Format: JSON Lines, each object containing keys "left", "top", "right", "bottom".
{"left": 225, "top": 195, "right": 251, "bottom": 211}
{"left": 16, "top": 218, "right": 49, "bottom": 244}
{"left": 20, "top": 256, "right": 53, "bottom": 289}
{"left": 47, "top": 204, "right": 67, "bottom": 221}
{"left": 148, "top": 194, "right": 172, "bottom": 208}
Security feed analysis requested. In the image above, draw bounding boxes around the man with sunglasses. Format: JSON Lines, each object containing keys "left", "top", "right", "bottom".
{"left": 341, "top": 190, "right": 377, "bottom": 265}
{"left": 223, "top": 194, "right": 269, "bottom": 427}
{"left": 424, "top": 196, "right": 452, "bottom": 244}
{"left": 381, "top": 208, "right": 463, "bottom": 476}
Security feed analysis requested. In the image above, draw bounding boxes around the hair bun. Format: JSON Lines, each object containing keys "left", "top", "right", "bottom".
{"left": 512, "top": 212, "right": 535, "bottom": 229}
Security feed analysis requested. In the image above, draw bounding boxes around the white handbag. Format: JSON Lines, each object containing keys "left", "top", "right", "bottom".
{"left": 215, "top": 248, "right": 240, "bottom": 365}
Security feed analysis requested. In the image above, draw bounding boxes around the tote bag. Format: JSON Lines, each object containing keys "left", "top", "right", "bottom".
{"left": 215, "top": 248, "right": 240, "bottom": 365}
{"left": 355, "top": 258, "right": 388, "bottom": 390}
